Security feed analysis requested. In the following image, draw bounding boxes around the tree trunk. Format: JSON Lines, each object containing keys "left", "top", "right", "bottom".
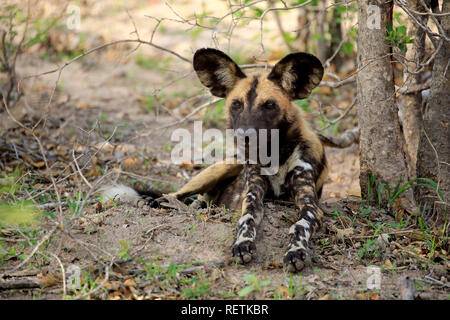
{"left": 415, "top": 0, "right": 449, "bottom": 226}
{"left": 399, "top": 0, "right": 427, "bottom": 177}
{"left": 316, "top": 0, "right": 328, "bottom": 62}
{"left": 327, "top": 1, "right": 344, "bottom": 68}
{"left": 296, "top": 8, "right": 309, "bottom": 52}
{"left": 356, "top": 0, "right": 414, "bottom": 210}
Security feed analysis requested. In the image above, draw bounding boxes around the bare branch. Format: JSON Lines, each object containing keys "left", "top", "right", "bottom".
{"left": 318, "top": 127, "right": 360, "bottom": 148}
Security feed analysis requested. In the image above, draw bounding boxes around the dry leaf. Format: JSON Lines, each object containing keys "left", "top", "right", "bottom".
{"left": 330, "top": 224, "right": 354, "bottom": 241}
{"left": 95, "top": 202, "right": 103, "bottom": 213}
{"left": 56, "top": 145, "right": 69, "bottom": 156}
{"left": 88, "top": 166, "right": 101, "bottom": 177}
{"left": 110, "top": 291, "right": 121, "bottom": 300}
{"left": 318, "top": 86, "right": 332, "bottom": 95}
{"left": 179, "top": 162, "right": 195, "bottom": 169}
{"left": 354, "top": 293, "right": 367, "bottom": 300}
{"left": 277, "top": 285, "right": 290, "bottom": 298}
{"left": 76, "top": 103, "right": 89, "bottom": 109}
{"left": 124, "top": 278, "right": 136, "bottom": 287}
{"left": 264, "top": 261, "right": 282, "bottom": 269}
{"left": 23, "top": 156, "right": 45, "bottom": 168}
{"left": 345, "top": 203, "right": 360, "bottom": 213}
{"left": 394, "top": 198, "right": 405, "bottom": 221}
{"left": 369, "top": 293, "right": 379, "bottom": 300}
{"left": 39, "top": 273, "right": 57, "bottom": 287}
{"left": 122, "top": 157, "right": 142, "bottom": 170}
{"left": 95, "top": 141, "right": 114, "bottom": 153}
{"left": 384, "top": 259, "right": 393, "bottom": 268}
{"left": 116, "top": 144, "right": 137, "bottom": 154}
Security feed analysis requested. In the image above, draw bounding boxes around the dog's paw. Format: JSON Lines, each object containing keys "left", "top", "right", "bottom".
{"left": 189, "top": 199, "right": 207, "bottom": 209}
{"left": 284, "top": 248, "right": 309, "bottom": 273}
{"left": 232, "top": 240, "right": 255, "bottom": 264}
{"left": 146, "top": 196, "right": 165, "bottom": 208}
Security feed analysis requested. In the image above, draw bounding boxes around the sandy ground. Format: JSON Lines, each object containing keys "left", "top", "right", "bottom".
{"left": 0, "top": 0, "right": 448, "bottom": 300}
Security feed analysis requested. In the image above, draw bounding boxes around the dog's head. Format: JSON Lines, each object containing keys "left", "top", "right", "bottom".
{"left": 193, "top": 48, "right": 324, "bottom": 132}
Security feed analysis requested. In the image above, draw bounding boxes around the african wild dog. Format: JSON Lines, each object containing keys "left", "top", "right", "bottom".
{"left": 175, "top": 48, "right": 326, "bottom": 272}
{"left": 104, "top": 48, "right": 327, "bottom": 272}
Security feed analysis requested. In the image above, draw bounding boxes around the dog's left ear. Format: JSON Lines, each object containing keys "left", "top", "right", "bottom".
{"left": 268, "top": 52, "right": 324, "bottom": 100}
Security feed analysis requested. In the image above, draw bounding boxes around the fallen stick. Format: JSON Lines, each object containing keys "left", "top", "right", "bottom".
{"left": 0, "top": 278, "right": 45, "bottom": 290}
{"left": 177, "top": 260, "right": 225, "bottom": 275}
{"left": 36, "top": 199, "right": 98, "bottom": 210}
{"left": 0, "top": 269, "right": 40, "bottom": 278}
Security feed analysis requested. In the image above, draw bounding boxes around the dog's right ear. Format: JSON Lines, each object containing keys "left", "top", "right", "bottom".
{"left": 193, "top": 48, "right": 246, "bottom": 97}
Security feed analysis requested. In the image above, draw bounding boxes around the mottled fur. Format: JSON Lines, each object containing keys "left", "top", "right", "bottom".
{"left": 170, "top": 48, "right": 327, "bottom": 272}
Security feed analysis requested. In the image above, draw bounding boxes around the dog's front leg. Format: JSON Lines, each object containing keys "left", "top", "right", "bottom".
{"left": 232, "top": 165, "right": 268, "bottom": 264}
{"left": 284, "top": 164, "right": 323, "bottom": 272}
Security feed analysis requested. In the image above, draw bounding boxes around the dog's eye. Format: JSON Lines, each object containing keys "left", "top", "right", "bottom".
{"left": 262, "top": 100, "right": 278, "bottom": 110}
{"left": 230, "top": 100, "right": 243, "bottom": 113}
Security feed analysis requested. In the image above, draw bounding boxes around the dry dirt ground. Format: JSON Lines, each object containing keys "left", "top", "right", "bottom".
{"left": 0, "top": 0, "right": 448, "bottom": 300}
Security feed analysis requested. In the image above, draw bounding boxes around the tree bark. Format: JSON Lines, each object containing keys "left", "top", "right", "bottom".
{"left": 297, "top": 8, "right": 309, "bottom": 52}
{"left": 415, "top": 0, "right": 449, "bottom": 226}
{"left": 327, "top": 1, "right": 344, "bottom": 68}
{"left": 400, "top": 0, "right": 427, "bottom": 177}
{"left": 356, "top": 0, "right": 414, "bottom": 209}
{"left": 316, "top": 0, "right": 328, "bottom": 62}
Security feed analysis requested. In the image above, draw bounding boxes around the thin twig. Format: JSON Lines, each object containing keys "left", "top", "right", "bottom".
{"left": 49, "top": 252, "right": 67, "bottom": 299}
{"left": 72, "top": 150, "right": 93, "bottom": 189}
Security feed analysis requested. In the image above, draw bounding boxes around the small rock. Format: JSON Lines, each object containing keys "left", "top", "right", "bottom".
{"left": 136, "top": 200, "right": 145, "bottom": 208}
{"left": 429, "top": 264, "right": 448, "bottom": 280}
{"left": 376, "top": 234, "right": 390, "bottom": 251}
{"left": 416, "top": 292, "right": 433, "bottom": 300}
{"left": 399, "top": 276, "right": 415, "bottom": 300}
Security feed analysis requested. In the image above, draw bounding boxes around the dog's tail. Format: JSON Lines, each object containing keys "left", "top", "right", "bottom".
{"left": 100, "top": 184, "right": 163, "bottom": 206}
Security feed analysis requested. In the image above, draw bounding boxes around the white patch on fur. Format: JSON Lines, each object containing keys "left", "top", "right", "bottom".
{"left": 304, "top": 230, "right": 310, "bottom": 240}
{"left": 289, "top": 219, "right": 310, "bottom": 235}
{"left": 287, "top": 241, "right": 306, "bottom": 252}
{"left": 246, "top": 192, "right": 256, "bottom": 200}
{"left": 269, "top": 146, "right": 299, "bottom": 196}
{"left": 234, "top": 226, "right": 256, "bottom": 245}
{"left": 101, "top": 184, "right": 140, "bottom": 204}
{"left": 288, "top": 224, "right": 297, "bottom": 235}
{"left": 269, "top": 145, "right": 312, "bottom": 197}
{"left": 297, "top": 219, "right": 310, "bottom": 229}
{"left": 307, "top": 211, "right": 315, "bottom": 220}
{"left": 298, "top": 160, "right": 312, "bottom": 171}
{"left": 238, "top": 214, "right": 254, "bottom": 227}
